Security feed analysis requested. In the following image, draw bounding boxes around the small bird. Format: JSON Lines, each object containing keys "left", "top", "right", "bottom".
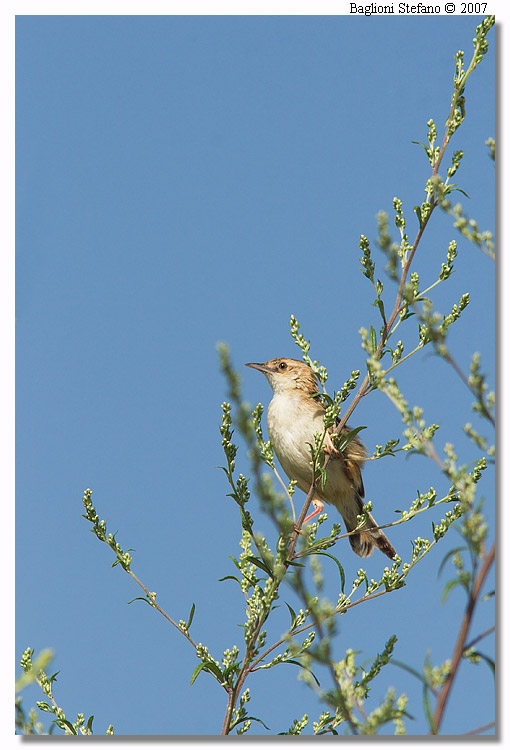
{"left": 245, "top": 357, "right": 396, "bottom": 560}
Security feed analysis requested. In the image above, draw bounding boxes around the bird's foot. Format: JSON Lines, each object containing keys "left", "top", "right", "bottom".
{"left": 302, "top": 497, "right": 325, "bottom": 524}
{"left": 323, "top": 433, "right": 339, "bottom": 455}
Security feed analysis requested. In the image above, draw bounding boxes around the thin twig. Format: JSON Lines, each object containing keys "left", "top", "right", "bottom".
{"left": 431, "top": 542, "right": 495, "bottom": 734}
{"left": 273, "top": 466, "right": 297, "bottom": 522}
{"left": 294, "top": 490, "right": 459, "bottom": 558}
{"left": 462, "top": 721, "right": 495, "bottom": 736}
{"left": 126, "top": 568, "right": 198, "bottom": 649}
{"left": 441, "top": 348, "right": 495, "bottom": 427}
{"left": 463, "top": 625, "right": 495, "bottom": 652}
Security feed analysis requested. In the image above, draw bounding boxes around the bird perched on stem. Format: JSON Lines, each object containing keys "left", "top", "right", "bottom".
{"left": 245, "top": 357, "right": 396, "bottom": 560}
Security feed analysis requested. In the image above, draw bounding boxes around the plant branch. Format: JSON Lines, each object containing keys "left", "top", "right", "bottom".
{"left": 463, "top": 721, "right": 496, "bottom": 736}
{"left": 221, "top": 689, "right": 235, "bottom": 735}
{"left": 126, "top": 569, "right": 198, "bottom": 649}
{"left": 430, "top": 542, "right": 495, "bottom": 734}
{"left": 462, "top": 625, "right": 495, "bottom": 653}
{"left": 439, "top": 347, "right": 495, "bottom": 427}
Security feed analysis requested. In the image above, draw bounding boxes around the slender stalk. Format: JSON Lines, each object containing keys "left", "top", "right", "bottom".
{"left": 376, "top": 343, "right": 424, "bottom": 379}
{"left": 126, "top": 569, "right": 198, "bottom": 649}
{"left": 462, "top": 626, "right": 495, "bottom": 652}
{"left": 221, "top": 690, "right": 235, "bottom": 735}
{"left": 295, "top": 494, "right": 455, "bottom": 557}
{"left": 440, "top": 348, "right": 495, "bottom": 427}
{"left": 430, "top": 542, "right": 495, "bottom": 734}
{"left": 223, "top": 602, "right": 271, "bottom": 734}
{"left": 463, "top": 721, "right": 496, "bottom": 736}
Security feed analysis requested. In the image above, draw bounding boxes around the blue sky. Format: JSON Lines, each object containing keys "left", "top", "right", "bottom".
{"left": 15, "top": 14, "right": 495, "bottom": 737}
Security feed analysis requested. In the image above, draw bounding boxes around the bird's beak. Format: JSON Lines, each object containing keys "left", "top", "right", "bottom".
{"left": 245, "top": 362, "right": 272, "bottom": 374}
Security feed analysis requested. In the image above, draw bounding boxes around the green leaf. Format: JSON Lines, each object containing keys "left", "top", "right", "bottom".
{"left": 310, "top": 551, "right": 345, "bottom": 592}
{"left": 223, "top": 662, "right": 241, "bottom": 682}
{"left": 240, "top": 508, "right": 254, "bottom": 531}
{"left": 127, "top": 596, "right": 153, "bottom": 606}
{"left": 411, "top": 139, "right": 428, "bottom": 151}
{"left": 218, "top": 574, "right": 242, "bottom": 585}
{"left": 245, "top": 555, "right": 274, "bottom": 579}
{"left": 189, "top": 663, "right": 206, "bottom": 686}
{"left": 228, "top": 555, "right": 242, "bottom": 571}
{"left": 468, "top": 651, "right": 495, "bottom": 678}
{"left": 316, "top": 392, "right": 333, "bottom": 407}
{"left": 374, "top": 298, "right": 386, "bottom": 322}
{"left": 441, "top": 577, "right": 469, "bottom": 604}
{"left": 304, "top": 536, "right": 335, "bottom": 551}
{"left": 190, "top": 660, "right": 224, "bottom": 686}
{"left": 334, "top": 426, "right": 367, "bottom": 454}
{"left": 58, "top": 719, "right": 78, "bottom": 735}
{"left": 390, "top": 659, "right": 431, "bottom": 687}
{"left": 285, "top": 602, "right": 297, "bottom": 629}
{"left": 437, "top": 546, "right": 468, "bottom": 578}
{"left": 86, "top": 715, "right": 94, "bottom": 732}
{"left": 423, "top": 681, "right": 437, "bottom": 733}
{"left": 185, "top": 603, "right": 196, "bottom": 631}
{"left": 283, "top": 658, "right": 321, "bottom": 687}
{"left": 447, "top": 185, "right": 470, "bottom": 198}
{"left": 230, "top": 715, "right": 271, "bottom": 732}
{"left": 400, "top": 308, "right": 415, "bottom": 321}
{"left": 370, "top": 325, "right": 378, "bottom": 354}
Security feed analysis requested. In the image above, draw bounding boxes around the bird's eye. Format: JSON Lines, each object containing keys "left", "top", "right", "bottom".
{"left": 278, "top": 361, "right": 287, "bottom": 370}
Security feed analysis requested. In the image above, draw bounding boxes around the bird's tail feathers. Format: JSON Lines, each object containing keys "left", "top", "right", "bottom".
{"left": 345, "top": 512, "right": 397, "bottom": 561}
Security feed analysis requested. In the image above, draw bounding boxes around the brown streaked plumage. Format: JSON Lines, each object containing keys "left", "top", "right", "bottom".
{"left": 245, "top": 357, "right": 396, "bottom": 560}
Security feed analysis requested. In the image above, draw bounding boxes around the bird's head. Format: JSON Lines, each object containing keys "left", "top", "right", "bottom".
{"left": 245, "top": 358, "right": 319, "bottom": 396}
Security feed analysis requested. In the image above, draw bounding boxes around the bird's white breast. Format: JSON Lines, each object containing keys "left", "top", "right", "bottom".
{"left": 266, "top": 390, "right": 354, "bottom": 508}
{"left": 267, "top": 392, "right": 325, "bottom": 490}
